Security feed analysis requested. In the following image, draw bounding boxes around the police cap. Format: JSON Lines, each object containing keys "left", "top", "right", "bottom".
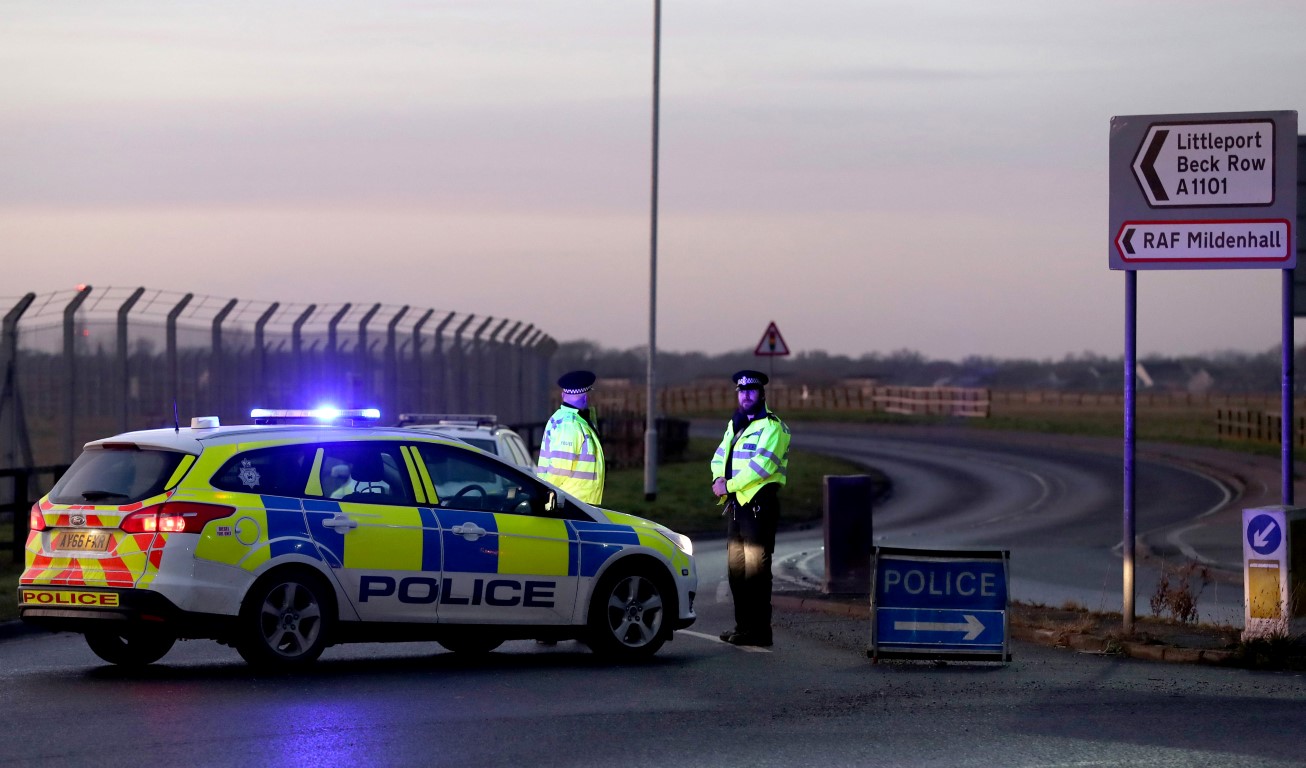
{"left": 558, "top": 370, "right": 597, "bottom": 394}
{"left": 732, "top": 369, "right": 768, "bottom": 391}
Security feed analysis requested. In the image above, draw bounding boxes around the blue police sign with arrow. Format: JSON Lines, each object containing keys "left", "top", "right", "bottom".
{"left": 869, "top": 547, "right": 1010, "bottom": 663}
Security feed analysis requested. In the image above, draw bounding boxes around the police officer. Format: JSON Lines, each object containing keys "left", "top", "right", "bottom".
{"left": 537, "top": 370, "right": 606, "bottom": 505}
{"left": 711, "top": 369, "right": 791, "bottom": 647}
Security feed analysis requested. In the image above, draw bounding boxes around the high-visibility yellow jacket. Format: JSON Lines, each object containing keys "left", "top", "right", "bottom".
{"left": 536, "top": 405, "right": 605, "bottom": 504}
{"left": 711, "top": 407, "right": 790, "bottom": 505}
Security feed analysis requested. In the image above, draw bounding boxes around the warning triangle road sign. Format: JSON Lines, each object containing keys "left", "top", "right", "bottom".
{"left": 754, "top": 321, "right": 790, "bottom": 357}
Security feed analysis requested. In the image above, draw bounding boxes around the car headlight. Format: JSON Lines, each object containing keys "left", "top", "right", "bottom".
{"left": 658, "top": 528, "right": 693, "bottom": 556}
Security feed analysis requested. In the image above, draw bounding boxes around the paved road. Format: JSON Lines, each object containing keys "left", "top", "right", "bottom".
{"left": 4, "top": 531, "right": 1306, "bottom": 768}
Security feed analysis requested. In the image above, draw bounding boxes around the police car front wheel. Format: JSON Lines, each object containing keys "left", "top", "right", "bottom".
{"left": 586, "top": 565, "right": 672, "bottom": 660}
{"left": 84, "top": 628, "right": 176, "bottom": 666}
{"left": 236, "top": 568, "right": 334, "bottom": 668}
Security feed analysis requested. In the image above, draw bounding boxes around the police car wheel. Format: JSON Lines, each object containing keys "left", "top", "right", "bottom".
{"left": 84, "top": 628, "right": 176, "bottom": 666}
{"left": 586, "top": 566, "right": 670, "bottom": 659}
{"left": 236, "top": 569, "right": 333, "bottom": 668}
{"left": 435, "top": 634, "right": 504, "bottom": 655}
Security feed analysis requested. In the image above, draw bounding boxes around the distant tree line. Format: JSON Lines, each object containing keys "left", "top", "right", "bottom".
{"left": 550, "top": 341, "right": 1302, "bottom": 394}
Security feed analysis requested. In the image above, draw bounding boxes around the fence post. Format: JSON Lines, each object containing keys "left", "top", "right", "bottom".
{"left": 115, "top": 288, "right": 145, "bottom": 432}
{"left": 431, "top": 312, "right": 456, "bottom": 412}
{"left": 354, "top": 303, "right": 381, "bottom": 408}
{"left": 62, "top": 286, "right": 93, "bottom": 463}
{"left": 166, "top": 293, "right": 194, "bottom": 422}
{"left": 489, "top": 319, "right": 512, "bottom": 415}
{"left": 209, "top": 299, "right": 238, "bottom": 422}
{"left": 292, "top": 304, "right": 317, "bottom": 405}
{"left": 385, "top": 305, "right": 408, "bottom": 419}
{"left": 410, "top": 309, "right": 434, "bottom": 415}
{"left": 449, "top": 315, "right": 473, "bottom": 412}
{"left": 467, "top": 317, "right": 493, "bottom": 412}
{"left": 325, "top": 303, "right": 352, "bottom": 406}
{"left": 2, "top": 293, "right": 36, "bottom": 469}
{"left": 253, "top": 303, "right": 280, "bottom": 408}
{"left": 510, "top": 324, "right": 534, "bottom": 423}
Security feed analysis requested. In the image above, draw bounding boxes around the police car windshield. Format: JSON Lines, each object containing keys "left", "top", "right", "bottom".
{"left": 460, "top": 438, "right": 497, "bottom": 454}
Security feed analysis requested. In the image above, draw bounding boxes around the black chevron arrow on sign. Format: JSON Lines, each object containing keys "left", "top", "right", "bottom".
{"left": 1122, "top": 227, "right": 1135, "bottom": 255}
{"left": 1139, "top": 129, "right": 1168, "bottom": 202}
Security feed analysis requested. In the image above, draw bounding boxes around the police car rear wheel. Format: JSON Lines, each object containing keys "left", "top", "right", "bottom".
{"left": 84, "top": 628, "right": 176, "bottom": 666}
{"left": 586, "top": 566, "right": 670, "bottom": 659}
{"left": 236, "top": 569, "right": 333, "bottom": 668}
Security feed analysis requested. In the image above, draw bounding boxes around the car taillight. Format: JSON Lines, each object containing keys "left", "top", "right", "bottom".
{"left": 29, "top": 504, "right": 46, "bottom": 532}
{"left": 121, "top": 502, "right": 235, "bottom": 534}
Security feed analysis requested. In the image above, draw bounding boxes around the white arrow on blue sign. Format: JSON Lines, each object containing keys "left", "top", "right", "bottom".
{"left": 1247, "top": 513, "right": 1282, "bottom": 556}
{"left": 894, "top": 613, "right": 985, "bottom": 641}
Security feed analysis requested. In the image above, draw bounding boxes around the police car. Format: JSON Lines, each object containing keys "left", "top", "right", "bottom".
{"left": 18, "top": 408, "right": 697, "bottom": 668}
{"left": 395, "top": 413, "right": 534, "bottom": 470}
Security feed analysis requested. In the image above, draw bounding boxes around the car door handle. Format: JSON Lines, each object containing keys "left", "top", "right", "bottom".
{"left": 450, "top": 523, "right": 486, "bottom": 540}
{"left": 322, "top": 514, "right": 359, "bottom": 531}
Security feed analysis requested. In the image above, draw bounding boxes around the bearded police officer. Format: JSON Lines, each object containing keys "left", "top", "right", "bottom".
{"left": 537, "top": 370, "right": 606, "bottom": 505}
{"left": 711, "top": 369, "right": 791, "bottom": 647}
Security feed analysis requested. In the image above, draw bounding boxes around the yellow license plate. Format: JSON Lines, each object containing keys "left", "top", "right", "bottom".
{"left": 19, "top": 589, "right": 121, "bottom": 608}
{"left": 54, "top": 531, "right": 112, "bottom": 552}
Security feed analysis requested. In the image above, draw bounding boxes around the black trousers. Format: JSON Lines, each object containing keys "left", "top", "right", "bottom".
{"left": 725, "top": 489, "right": 780, "bottom": 636}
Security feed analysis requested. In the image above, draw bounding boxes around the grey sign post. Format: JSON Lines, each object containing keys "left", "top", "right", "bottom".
{"left": 1109, "top": 110, "right": 1297, "bottom": 634}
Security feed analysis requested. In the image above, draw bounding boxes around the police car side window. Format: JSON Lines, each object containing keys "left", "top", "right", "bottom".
{"left": 414, "top": 443, "right": 547, "bottom": 516}
{"left": 312, "top": 443, "right": 414, "bottom": 505}
{"left": 212, "top": 445, "right": 315, "bottom": 497}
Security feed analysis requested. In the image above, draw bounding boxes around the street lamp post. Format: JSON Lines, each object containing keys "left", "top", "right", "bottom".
{"left": 644, "top": 0, "right": 661, "bottom": 501}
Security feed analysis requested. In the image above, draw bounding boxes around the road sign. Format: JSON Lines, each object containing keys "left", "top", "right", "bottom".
{"left": 1240, "top": 506, "right": 1306, "bottom": 637}
{"left": 1114, "top": 219, "right": 1290, "bottom": 265}
{"left": 754, "top": 321, "right": 790, "bottom": 357}
{"left": 1132, "top": 120, "right": 1276, "bottom": 207}
{"left": 868, "top": 547, "right": 1010, "bottom": 663}
{"left": 1246, "top": 512, "right": 1283, "bottom": 557}
{"left": 1109, "top": 110, "right": 1297, "bottom": 270}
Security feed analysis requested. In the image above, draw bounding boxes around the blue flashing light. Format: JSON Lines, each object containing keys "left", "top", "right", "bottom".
{"left": 249, "top": 407, "right": 382, "bottom": 425}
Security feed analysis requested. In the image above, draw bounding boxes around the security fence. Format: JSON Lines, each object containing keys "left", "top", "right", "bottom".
{"left": 0, "top": 286, "right": 558, "bottom": 471}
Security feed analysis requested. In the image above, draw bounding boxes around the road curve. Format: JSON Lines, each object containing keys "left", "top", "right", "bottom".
{"left": 705, "top": 421, "right": 1272, "bottom": 624}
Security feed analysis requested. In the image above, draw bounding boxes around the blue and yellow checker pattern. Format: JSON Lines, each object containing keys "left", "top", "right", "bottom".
{"left": 193, "top": 496, "right": 679, "bottom": 581}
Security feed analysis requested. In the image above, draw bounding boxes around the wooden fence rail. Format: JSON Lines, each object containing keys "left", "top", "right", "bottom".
{"left": 1215, "top": 408, "right": 1306, "bottom": 447}
{"left": 595, "top": 385, "right": 992, "bottom": 418}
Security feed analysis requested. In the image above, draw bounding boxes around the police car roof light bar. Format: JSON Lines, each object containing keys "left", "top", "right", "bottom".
{"left": 250, "top": 407, "right": 382, "bottom": 426}
{"left": 397, "top": 413, "right": 498, "bottom": 427}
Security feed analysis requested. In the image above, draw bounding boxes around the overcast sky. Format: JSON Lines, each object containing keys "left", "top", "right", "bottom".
{"left": 3, "top": 0, "right": 1305, "bottom": 360}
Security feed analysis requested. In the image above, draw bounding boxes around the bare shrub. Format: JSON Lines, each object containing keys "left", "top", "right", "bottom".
{"left": 1149, "top": 561, "right": 1211, "bottom": 624}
